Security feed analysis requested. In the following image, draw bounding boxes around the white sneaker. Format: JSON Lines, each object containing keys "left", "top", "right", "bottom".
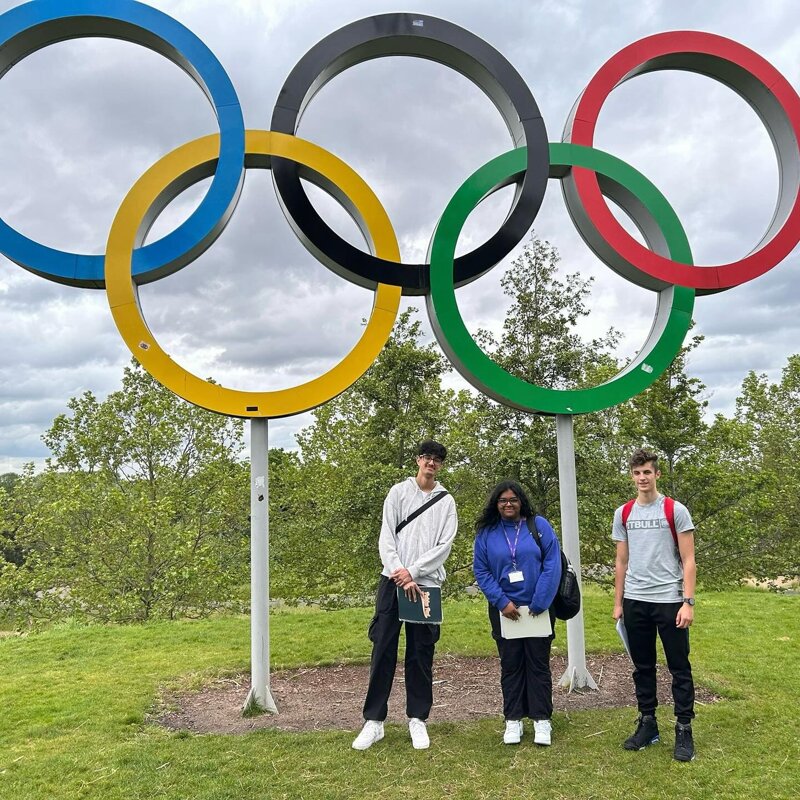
{"left": 533, "top": 719, "right": 552, "bottom": 746}
{"left": 352, "top": 720, "right": 384, "bottom": 750}
{"left": 408, "top": 717, "right": 430, "bottom": 749}
{"left": 503, "top": 719, "right": 523, "bottom": 744}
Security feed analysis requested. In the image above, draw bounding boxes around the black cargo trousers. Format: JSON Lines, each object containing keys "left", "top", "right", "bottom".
{"left": 362, "top": 575, "right": 441, "bottom": 721}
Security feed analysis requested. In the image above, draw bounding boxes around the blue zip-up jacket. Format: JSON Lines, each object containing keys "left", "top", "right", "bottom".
{"left": 473, "top": 515, "right": 562, "bottom": 615}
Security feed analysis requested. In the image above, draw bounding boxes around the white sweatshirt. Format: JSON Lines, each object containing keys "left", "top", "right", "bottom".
{"left": 378, "top": 477, "right": 458, "bottom": 587}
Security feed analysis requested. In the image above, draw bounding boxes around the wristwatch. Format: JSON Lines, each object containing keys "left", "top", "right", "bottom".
{"left": 682, "top": 597, "right": 695, "bottom": 606}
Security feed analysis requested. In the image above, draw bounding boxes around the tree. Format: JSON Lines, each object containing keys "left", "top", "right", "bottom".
{"left": 0, "top": 472, "right": 18, "bottom": 492}
{"left": 493, "top": 236, "right": 620, "bottom": 390}
{"left": 716, "top": 357, "right": 800, "bottom": 587}
{"left": 0, "top": 361, "right": 249, "bottom": 625}
{"left": 0, "top": 468, "right": 35, "bottom": 568}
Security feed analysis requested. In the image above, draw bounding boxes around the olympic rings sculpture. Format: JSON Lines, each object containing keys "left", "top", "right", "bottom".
{"left": 2, "top": 1, "right": 799, "bottom": 418}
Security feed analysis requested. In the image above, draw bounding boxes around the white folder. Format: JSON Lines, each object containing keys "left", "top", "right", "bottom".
{"left": 499, "top": 606, "right": 552, "bottom": 638}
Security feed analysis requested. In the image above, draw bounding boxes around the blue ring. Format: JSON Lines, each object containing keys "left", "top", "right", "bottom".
{"left": 0, "top": 0, "right": 245, "bottom": 287}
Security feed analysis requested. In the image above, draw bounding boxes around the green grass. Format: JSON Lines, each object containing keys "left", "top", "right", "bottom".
{"left": 1, "top": 587, "right": 798, "bottom": 799}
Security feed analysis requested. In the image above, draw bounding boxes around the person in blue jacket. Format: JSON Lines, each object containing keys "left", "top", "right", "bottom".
{"left": 473, "top": 480, "right": 562, "bottom": 746}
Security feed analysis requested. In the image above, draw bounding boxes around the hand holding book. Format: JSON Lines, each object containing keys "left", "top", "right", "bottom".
{"left": 403, "top": 581, "right": 420, "bottom": 601}
{"left": 396, "top": 585, "right": 443, "bottom": 624}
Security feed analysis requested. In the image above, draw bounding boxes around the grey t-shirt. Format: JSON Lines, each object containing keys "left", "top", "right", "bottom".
{"left": 612, "top": 494, "right": 694, "bottom": 602}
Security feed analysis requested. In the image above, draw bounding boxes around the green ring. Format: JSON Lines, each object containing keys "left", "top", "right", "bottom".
{"left": 426, "top": 143, "right": 695, "bottom": 415}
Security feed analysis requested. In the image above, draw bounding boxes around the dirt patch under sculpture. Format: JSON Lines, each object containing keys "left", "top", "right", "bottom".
{"left": 156, "top": 653, "right": 718, "bottom": 735}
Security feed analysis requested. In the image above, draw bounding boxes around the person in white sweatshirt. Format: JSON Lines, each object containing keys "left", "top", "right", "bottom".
{"left": 352, "top": 440, "right": 458, "bottom": 752}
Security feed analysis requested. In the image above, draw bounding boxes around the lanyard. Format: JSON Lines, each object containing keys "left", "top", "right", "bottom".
{"left": 501, "top": 519, "right": 523, "bottom": 569}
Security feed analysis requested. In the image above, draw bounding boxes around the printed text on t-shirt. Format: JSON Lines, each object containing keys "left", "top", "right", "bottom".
{"left": 626, "top": 520, "right": 668, "bottom": 530}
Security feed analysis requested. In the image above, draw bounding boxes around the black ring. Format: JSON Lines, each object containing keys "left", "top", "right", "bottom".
{"left": 270, "top": 13, "right": 549, "bottom": 295}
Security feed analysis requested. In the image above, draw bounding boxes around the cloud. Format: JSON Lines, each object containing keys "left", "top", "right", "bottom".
{"left": 1, "top": 0, "right": 799, "bottom": 463}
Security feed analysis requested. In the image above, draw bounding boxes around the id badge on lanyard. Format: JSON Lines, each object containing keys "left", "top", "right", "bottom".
{"left": 503, "top": 519, "right": 524, "bottom": 583}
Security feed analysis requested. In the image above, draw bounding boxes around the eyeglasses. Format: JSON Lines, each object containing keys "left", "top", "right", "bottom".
{"left": 498, "top": 497, "right": 520, "bottom": 506}
{"left": 418, "top": 454, "right": 444, "bottom": 465}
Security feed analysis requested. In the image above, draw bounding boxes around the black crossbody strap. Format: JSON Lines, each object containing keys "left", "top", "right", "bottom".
{"left": 396, "top": 491, "right": 449, "bottom": 534}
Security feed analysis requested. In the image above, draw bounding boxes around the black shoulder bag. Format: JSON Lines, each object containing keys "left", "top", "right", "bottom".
{"left": 526, "top": 516, "right": 581, "bottom": 620}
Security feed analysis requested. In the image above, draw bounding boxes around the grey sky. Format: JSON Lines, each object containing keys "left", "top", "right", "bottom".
{"left": 1, "top": 0, "right": 799, "bottom": 470}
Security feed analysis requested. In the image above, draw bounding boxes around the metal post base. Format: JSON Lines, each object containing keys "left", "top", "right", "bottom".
{"left": 243, "top": 685, "right": 278, "bottom": 715}
{"left": 558, "top": 663, "right": 599, "bottom": 692}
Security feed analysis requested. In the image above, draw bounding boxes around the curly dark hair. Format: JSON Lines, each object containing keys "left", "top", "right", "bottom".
{"left": 474, "top": 479, "right": 534, "bottom": 533}
{"left": 416, "top": 439, "right": 447, "bottom": 461}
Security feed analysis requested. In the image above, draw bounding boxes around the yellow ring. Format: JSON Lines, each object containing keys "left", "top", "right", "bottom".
{"left": 105, "top": 130, "right": 401, "bottom": 417}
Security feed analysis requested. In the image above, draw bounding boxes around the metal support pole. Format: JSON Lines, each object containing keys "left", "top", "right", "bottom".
{"left": 243, "top": 417, "right": 278, "bottom": 714}
{"left": 555, "top": 414, "right": 597, "bottom": 691}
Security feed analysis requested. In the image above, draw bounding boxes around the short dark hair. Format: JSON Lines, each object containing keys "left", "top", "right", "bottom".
{"left": 475, "top": 479, "right": 534, "bottom": 533}
{"left": 629, "top": 448, "right": 659, "bottom": 472}
{"left": 417, "top": 440, "right": 447, "bottom": 461}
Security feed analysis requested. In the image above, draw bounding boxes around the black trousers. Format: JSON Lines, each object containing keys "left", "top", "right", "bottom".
{"left": 362, "top": 576, "right": 441, "bottom": 721}
{"left": 488, "top": 604, "right": 554, "bottom": 721}
{"left": 623, "top": 598, "right": 695, "bottom": 724}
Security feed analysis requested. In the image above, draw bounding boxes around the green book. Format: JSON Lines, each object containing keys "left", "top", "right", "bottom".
{"left": 396, "top": 585, "right": 443, "bottom": 624}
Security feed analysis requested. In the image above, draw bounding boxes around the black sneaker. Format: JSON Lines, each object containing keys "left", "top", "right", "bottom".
{"left": 673, "top": 723, "right": 695, "bottom": 762}
{"left": 623, "top": 714, "right": 660, "bottom": 750}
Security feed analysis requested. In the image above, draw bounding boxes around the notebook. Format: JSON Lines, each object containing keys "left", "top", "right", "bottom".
{"left": 396, "top": 585, "right": 443, "bottom": 624}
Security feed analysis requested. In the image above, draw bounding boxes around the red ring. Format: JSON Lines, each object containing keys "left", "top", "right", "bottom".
{"left": 564, "top": 31, "right": 800, "bottom": 292}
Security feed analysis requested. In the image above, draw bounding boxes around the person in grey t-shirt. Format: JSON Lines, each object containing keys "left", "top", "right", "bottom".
{"left": 612, "top": 448, "right": 697, "bottom": 762}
